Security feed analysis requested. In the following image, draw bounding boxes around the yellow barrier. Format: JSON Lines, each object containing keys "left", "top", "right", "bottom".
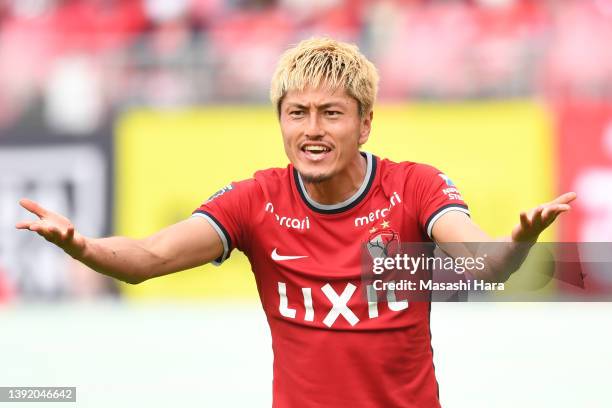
{"left": 115, "top": 102, "right": 555, "bottom": 299}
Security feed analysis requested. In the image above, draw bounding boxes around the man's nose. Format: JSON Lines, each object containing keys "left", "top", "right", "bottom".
{"left": 305, "top": 112, "right": 324, "bottom": 138}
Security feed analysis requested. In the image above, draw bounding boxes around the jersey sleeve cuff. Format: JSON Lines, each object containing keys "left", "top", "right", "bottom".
{"left": 425, "top": 204, "right": 470, "bottom": 240}
{"left": 191, "top": 210, "right": 232, "bottom": 265}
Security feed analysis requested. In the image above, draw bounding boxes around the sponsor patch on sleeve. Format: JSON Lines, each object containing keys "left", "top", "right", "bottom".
{"left": 438, "top": 173, "right": 463, "bottom": 201}
{"left": 207, "top": 183, "right": 234, "bottom": 202}
{"left": 438, "top": 173, "right": 455, "bottom": 187}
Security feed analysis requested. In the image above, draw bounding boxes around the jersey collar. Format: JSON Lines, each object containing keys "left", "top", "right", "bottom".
{"left": 293, "top": 151, "right": 377, "bottom": 214}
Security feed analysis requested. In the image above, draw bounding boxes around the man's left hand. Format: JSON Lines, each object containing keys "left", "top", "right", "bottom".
{"left": 511, "top": 192, "right": 577, "bottom": 243}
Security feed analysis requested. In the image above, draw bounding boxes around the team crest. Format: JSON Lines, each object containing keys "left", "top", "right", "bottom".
{"left": 366, "top": 227, "right": 400, "bottom": 260}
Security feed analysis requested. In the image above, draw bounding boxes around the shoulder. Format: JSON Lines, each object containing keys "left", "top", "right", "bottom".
{"left": 378, "top": 157, "right": 442, "bottom": 185}
{"left": 219, "top": 166, "right": 291, "bottom": 191}
{"left": 214, "top": 166, "right": 292, "bottom": 204}
{"left": 251, "top": 166, "right": 292, "bottom": 194}
{"left": 252, "top": 166, "right": 291, "bottom": 183}
{"left": 203, "top": 166, "right": 292, "bottom": 206}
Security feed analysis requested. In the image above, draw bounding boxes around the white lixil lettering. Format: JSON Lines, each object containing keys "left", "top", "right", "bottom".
{"left": 277, "top": 281, "right": 409, "bottom": 327}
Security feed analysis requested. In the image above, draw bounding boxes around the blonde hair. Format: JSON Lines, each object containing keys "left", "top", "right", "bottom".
{"left": 270, "top": 37, "right": 379, "bottom": 117}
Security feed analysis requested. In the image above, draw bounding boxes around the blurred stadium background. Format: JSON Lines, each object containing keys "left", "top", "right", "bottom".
{"left": 0, "top": 0, "right": 611, "bottom": 406}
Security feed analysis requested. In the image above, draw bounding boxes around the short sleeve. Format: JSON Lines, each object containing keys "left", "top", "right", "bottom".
{"left": 191, "top": 179, "right": 256, "bottom": 265}
{"left": 413, "top": 165, "right": 470, "bottom": 239}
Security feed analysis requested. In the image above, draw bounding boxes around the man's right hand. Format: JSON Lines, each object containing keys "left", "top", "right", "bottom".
{"left": 15, "top": 198, "right": 86, "bottom": 258}
{"left": 15, "top": 198, "right": 224, "bottom": 284}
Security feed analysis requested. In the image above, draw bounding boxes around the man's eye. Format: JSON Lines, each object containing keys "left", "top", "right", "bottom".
{"left": 289, "top": 111, "right": 304, "bottom": 117}
{"left": 326, "top": 111, "right": 341, "bottom": 117}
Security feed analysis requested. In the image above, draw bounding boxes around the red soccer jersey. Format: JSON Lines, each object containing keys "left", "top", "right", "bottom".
{"left": 193, "top": 152, "right": 469, "bottom": 408}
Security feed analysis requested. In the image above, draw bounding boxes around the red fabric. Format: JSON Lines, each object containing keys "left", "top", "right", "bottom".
{"left": 554, "top": 100, "right": 612, "bottom": 295}
{"left": 0, "top": 266, "right": 13, "bottom": 303}
{"left": 50, "top": 0, "right": 147, "bottom": 53}
{"left": 192, "top": 153, "right": 468, "bottom": 407}
{"left": 555, "top": 100, "right": 612, "bottom": 243}
{"left": 541, "top": 1, "right": 612, "bottom": 96}
{"left": 208, "top": 8, "right": 294, "bottom": 95}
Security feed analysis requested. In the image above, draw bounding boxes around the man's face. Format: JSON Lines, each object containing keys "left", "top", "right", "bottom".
{"left": 279, "top": 85, "right": 372, "bottom": 183}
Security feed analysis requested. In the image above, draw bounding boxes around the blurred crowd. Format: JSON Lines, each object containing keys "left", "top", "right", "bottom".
{"left": 0, "top": 0, "right": 612, "bottom": 133}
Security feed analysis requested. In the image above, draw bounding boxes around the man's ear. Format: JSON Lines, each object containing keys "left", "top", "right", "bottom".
{"left": 358, "top": 110, "right": 373, "bottom": 146}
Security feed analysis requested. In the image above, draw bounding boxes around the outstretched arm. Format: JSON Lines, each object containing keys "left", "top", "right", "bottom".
{"left": 431, "top": 192, "right": 577, "bottom": 282}
{"left": 15, "top": 198, "right": 223, "bottom": 284}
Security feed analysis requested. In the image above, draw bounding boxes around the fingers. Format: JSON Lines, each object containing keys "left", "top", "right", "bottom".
{"left": 19, "top": 198, "right": 48, "bottom": 218}
{"left": 550, "top": 192, "right": 577, "bottom": 205}
{"left": 529, "top": 194, "right": 575, "bottom": 226}
{"left": 16, "top": 219, "right": 72, "bottom": 244}
{"left": 16, "top": 199, "right": 77, "bottom": 248}
{"left": 15, "top": 220, "right": 44, "bottom": 233}
{"left": 46, "top": 225, "right": 65, "bottom": 242}
{"left": 521, "top": 206, "right": 545, "bottom": 227}
{"left": 530, "top": 206, "right": 544, "bottom": 225}
{"left": 519, "top": 211, "right": 530, "bottom": 230}
{"left": 542, "top": 203, "right": 570, "bottom": 217}
{"left": 540, "top": 207, "right": 553, "bottom": 223}
{"left": 515, "top": 196, "right": 575, "bottom": 243}
{"left": 541, "top": 203, "right": 571, "bottom": 225}
{"left": 15, "top": 220, "right": 34, "bottom": 230}
{"left": 65, "top": 224, "right": 75, "bottom": 242}
{"left": 33, "top": 224, "right": 64, "bottom": 244}
{"left": 521, "top": 206, "right": 545, "bottom": 231}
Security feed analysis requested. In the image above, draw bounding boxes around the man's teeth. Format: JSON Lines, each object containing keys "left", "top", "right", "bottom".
{"left": 303, "top": 146, "right": 330, "bottom": 153}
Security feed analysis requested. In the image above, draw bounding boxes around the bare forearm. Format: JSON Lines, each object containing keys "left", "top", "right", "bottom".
{"left": 433, "top": 193, "right": 577, "bottom": 283}
{"left": 17, "top": 200, "right": 223, "bottom": 284}
{"left": 68, "top": 235, "right": 168, "bottom": 284}
{"left": 471, "top": 238, "right": 534, "bottom": 282}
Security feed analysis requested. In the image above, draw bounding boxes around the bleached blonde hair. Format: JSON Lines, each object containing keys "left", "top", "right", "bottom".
{"left": 270, "top": 37, "right": 379, "bottom": 117}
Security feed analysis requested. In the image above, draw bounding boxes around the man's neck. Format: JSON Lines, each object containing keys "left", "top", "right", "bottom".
{"left": 303, "top": 153, "right": 367, "bottom": 205}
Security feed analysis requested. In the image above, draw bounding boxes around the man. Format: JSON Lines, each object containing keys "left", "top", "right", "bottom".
{"left": 16, "top": 38, "right": 575, "bottom": 407}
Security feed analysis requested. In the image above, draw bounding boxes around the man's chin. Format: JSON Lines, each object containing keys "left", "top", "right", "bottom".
{"left": 298, "top": 170, "right": 333, "bottom": 184}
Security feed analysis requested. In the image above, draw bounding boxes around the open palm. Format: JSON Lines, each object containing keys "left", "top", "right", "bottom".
{"left": 15, "top": 198, "right": 85, "bottom": 256}
{"left": 512, "top": 192, "right": 577, "bottom": 243}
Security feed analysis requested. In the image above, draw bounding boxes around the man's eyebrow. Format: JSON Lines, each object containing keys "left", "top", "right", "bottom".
{"left": 285, "top": 103, "right": 308, "bottom": 110}
{"left": 284, "top": 102, "right": 345, "bottom": 110}
{"left": 318, "top": 102, "right": 345, "bottom": 110}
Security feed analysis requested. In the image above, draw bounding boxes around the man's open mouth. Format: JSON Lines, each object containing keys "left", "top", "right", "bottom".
{"left": 302, "top": 145, "right": 331, "bottom": 154}
{"left": 300, "top": 144, "right": 332, "bottom": 162}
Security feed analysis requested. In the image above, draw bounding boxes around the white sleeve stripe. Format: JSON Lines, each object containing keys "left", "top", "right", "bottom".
{"left": 191, "top": 212, "right": 229, "bottom": 266}
{"left": 426, "top": 206, "right": 471, "bottom": 239}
